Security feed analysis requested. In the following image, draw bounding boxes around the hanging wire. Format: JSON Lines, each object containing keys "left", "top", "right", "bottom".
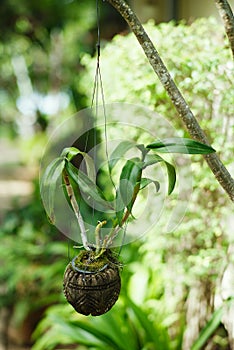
{"left": 91, "top": 0, "right": 109, "bottom": 164}
{"left": 91, "top": 0, "right": 126, "bottom": 252}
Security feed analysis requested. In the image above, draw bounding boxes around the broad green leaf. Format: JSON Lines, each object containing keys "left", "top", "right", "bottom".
{"left": 126, "top": 298, "right": 171, "bottom": 350}
{"left": 61, "top": 147, "right": 96, "bottom": 181}
{"left": 72, "top": 320, "right": 125, "bottom": 350}
{"left": 40, "top": 157, "right": 65, "bottom": 223}
{"left": 115, "top": 189, "right": 125, "bottom": 225}
{"left": 140, "top": 177, "right": 160, "bottom": 192}
{"left": 146, "top": 138, "right": 216, "bottom": 154}
{"left": 117, "top": 157, "right": 143, "bottom": 219}
{"left": 191, "top": 306, "right": 223, "bottom": 350}
{"left": 48, "top": 317, "right": 104, "bottom": 347}
{"left": 96, "top": 310, "right": 139, "bottom": 350}
{"left": 109, "top": 141, "right": 135, "bottom": 173}
{"left": 65, "top": 161, "right": 114, "bottom": 212}
{"left": 143, "top": 154, "right": 176, "bottom": 195}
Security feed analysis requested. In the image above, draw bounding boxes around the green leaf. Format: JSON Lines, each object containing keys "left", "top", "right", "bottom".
{"left": 146, "top": 138, "right": 216, "bottom": 154}
{"left": 126, "top": 298, "right": 171, "bottom": 350}
{"left": 118, "top": 157, "right": 143, "bottom": 213}
{"left": 109, "top": 141, "right": 135, "bottom": 173}
{"left": 40, "top": 157, "right": 65, "bottom": 223}
{"left": 65, "top": 161, "right": 114, "bottom": 212}
{"left": 72, "top": 320, "right": 124, "bottom": 350}
{"left": 115, "top": 189, "right": 125, "bottom": 225}
{"left": 191, "top": 306, "right": 223, "bottom": 350}
{"left": 143, "top": 154, "right": 176, "bottom": 195}
{"left": 140, "top": 177, "right": 160, "bottom": 192}
{"left": 143, "top": 154, "right": 164, "bottom": 167}
{"left": 61, "top": 146, "right": 81, "bottom": 160}
{"left": 165, "top": 161, "right": 176, "bottom": 195}
{"left": 136, "top": 144, "right": 150, "bottom": 159}
{"left": 96, "top": 311, "right": 139, "bottom": 350}
{"left": 61, "top": 147, "right": 96, "bottom": 181}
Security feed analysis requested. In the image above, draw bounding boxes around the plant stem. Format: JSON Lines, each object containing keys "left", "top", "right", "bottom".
{"left": 95, "top": 220, "right": 107, "bottom": 254}
{"left": 214, "top": 0, "right": 234, "bottom": 58}
{"left": 62, "top": 170, "right": 90, "bottom": 250}
{"left": 105, "top": 0, "right": 234, "bottom": 202}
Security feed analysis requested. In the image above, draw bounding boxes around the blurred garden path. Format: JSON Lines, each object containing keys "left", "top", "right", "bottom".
{"left": 0, "top": 139, "right": 35, "bottom": 221}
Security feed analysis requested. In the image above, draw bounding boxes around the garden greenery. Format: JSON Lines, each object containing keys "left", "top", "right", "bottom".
{"left": 33, "top": 17, "right": 234, "bottom": 349}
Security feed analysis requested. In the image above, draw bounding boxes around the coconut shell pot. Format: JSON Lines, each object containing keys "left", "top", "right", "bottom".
{"left": 63, "top": 249, "right": 121, "bottom": 316}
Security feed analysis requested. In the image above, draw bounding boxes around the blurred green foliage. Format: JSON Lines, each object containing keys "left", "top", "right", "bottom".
{"left": 0, "top": 0, "right": 125, "bottom": 140}
{"left": 0, "top": 182, "right": 67, "bottom": 319}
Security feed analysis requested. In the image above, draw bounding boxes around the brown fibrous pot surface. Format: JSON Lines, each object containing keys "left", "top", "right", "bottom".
{"left": 63, "top": 250, "right": 121, "bottom": 316}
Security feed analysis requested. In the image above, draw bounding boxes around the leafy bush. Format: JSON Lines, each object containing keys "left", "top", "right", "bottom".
{"left": 0, "top": 182, "right": 67, "bottom": 328}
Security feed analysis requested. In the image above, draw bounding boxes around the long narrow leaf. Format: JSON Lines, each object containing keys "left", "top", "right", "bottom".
{"left": 165, "top": 161, "right": 176, "bottom": 195}
{"left": 143, "top": 154, "right": 176, "bottom": 195}
{"left": 109, "top": 141, "right": 136, "bottom": 173}
{"left": 146, "top": 138, "right": 216, "bottom": 154}
{"left": 191, "top": 306, "right": 223, "bottom": 350}
{"left": 143, "top": 154, "right": 164, "bottom": 167}
{"left": 40, "top": 157, "right": 65, "bottom": 223}
{"left": 140, "top": 177, "right": 160, "bottom": 192}
{"left": 117, "top": 157, "right": 143, "bottom": 215}
{"left": 65, "top": 161, "right": 114, "bottom": 212}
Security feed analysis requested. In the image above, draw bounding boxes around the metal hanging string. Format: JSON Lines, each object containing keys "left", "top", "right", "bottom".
{"left": 91, "top": 0, "right": 109, "bottom": 165}
{"left": 92, "top": 0, "right": 126, "bottom": 252}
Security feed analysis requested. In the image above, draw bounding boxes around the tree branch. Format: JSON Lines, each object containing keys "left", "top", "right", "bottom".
{"left": 105, "top": 0, "right": 234, "bottom": 202}
{"left": 214, "top": 0, "right": 234, "bottom": 59}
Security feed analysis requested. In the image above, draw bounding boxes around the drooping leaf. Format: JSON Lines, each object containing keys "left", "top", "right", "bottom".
{"left": 40, "top": 157, "right": 65, "bottom": 223}
{"left": 61, "top": 146, "right": 81, "bottom": 160}
{"left": 140, "top": 177, "right": 160, "bottom": 192}
{"left": 146, "top": 137, "right": 216, "bottom": 154}
{"left": 165, "top": 161, "right": 176, "bottom": 195}
{"left": 116, "top": 157, "right": 143, "bottom": 221}
{"left": 143, "top": 154, "right": 176, "bottom": 195}
{"left": 65, "top": 161, "right": 114, "bottom": 212}
{"left": 109, "top": 140, "right": 136, "bottom": 173}
{"left": 191, "top": 306, "right": 223, "bottom": 350}
{"left": 61, "top": 147, "right": 96, "bottom": 181}
{"left": 143, "top": 154, "right": 164, "bottom": 167}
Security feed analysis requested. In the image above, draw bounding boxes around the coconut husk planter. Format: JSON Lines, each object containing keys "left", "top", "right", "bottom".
{"left": 63, "top": 249, "right": 121, "bottom": 316}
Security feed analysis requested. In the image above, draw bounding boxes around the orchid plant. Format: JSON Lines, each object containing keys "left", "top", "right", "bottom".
{"left": 41, "top": 137, "right": 215, "bottom": 257}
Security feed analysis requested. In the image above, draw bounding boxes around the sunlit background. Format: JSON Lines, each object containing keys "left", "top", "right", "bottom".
{"left": 0, "top": 0, "right": 234, "bottom": 349}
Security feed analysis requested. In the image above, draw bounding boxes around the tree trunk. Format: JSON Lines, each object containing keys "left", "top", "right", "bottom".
{"left": 214, "top": 0, "right": 234, "bottom": 58}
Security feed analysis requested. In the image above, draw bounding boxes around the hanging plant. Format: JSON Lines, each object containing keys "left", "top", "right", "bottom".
{"left": 40, "top": 138, "right": 215, "bottom": 316}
